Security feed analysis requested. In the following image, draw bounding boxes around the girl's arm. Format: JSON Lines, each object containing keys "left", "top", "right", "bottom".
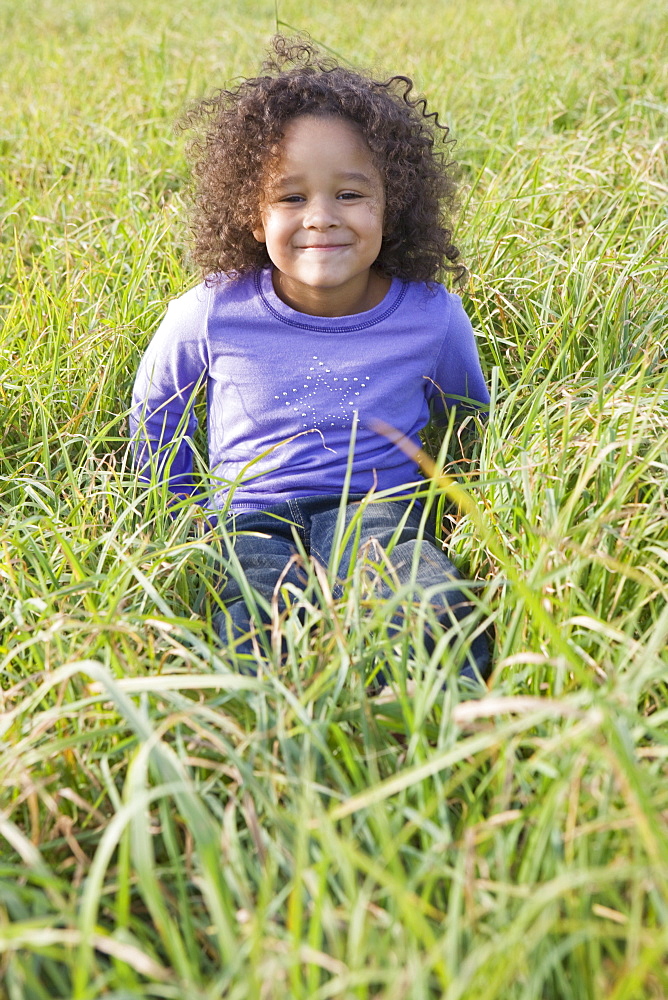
{"left": 428, "top": 293, "right": 490, "bottom": 416}
{"left": 129, "top": 285, "right": 210, "bottom": 497}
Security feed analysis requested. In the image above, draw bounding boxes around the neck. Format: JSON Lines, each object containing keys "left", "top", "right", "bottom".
{"left": 272, "top": 270, "right": 391, "bottom": 317}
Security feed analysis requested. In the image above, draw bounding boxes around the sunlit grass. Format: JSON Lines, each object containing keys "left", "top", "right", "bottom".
{"left": 1, "top": 0, "right": 667, "bottom": 996}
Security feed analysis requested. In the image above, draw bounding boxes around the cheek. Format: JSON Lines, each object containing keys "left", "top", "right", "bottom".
{"left": 368, "top": 206, "right": 385, "bottom": 243}
{"left": 251, "top": 209, "right": 268, "bottom": 244}
{"left": 253, "top": 212, "right": 282, "bottom": 246}
{"left": 368, "top": 196, "right": 385, "bottom": 234}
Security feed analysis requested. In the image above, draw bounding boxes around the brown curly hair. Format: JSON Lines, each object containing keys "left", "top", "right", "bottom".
{"left": 179, "top": 35, "right": 462, "bottom": 284}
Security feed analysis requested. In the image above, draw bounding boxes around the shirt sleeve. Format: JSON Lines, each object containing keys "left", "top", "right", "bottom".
{"left": 129, "top": 284, "right": 210, "bottom": 495}
{"left": 428, "top": 293, "right": 490, "bottom": 416}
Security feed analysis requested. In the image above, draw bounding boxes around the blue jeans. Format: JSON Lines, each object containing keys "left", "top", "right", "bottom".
{"left": 213, "top": 495, "right": 490, "bottom": 682}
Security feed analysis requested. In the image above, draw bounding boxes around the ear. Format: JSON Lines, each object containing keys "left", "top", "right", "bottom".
{"left": 252, "top": 224, "right": 266, "bottom": 243}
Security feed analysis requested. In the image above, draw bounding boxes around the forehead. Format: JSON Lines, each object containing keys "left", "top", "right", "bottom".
{"left": 272, "top": 114, "right": 379, "bottom": 174}
{"left": 282, "top": 113, "right": 368, "bottom": 145}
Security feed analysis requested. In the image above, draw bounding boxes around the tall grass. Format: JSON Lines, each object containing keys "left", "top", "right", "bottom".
{"left": 1, "top": 0, "right": 667, "bottom": 996}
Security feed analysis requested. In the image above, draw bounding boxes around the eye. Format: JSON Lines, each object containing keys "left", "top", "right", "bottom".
{"left": 338, "top": 191, "right": 363, "bottom": 200}
{"left": 279, "top": 194, "right": 305, "bottom": 203}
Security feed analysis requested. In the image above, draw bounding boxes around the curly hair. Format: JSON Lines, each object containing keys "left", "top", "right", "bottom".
{"left": 179, "top": 35, "right": 463, "bottom": 284}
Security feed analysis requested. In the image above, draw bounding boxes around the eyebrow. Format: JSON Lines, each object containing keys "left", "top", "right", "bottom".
{"left": 274, "top": 171, "right": 376, "bottom": 187}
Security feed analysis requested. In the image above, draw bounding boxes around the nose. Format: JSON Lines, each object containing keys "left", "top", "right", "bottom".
{"left": 303, "top": 196, "right": 339, "bottom": 230}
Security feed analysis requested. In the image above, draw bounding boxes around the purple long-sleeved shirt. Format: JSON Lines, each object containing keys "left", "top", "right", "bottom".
{"left": 130, "top": 268, "right": 489, "bottom": 509}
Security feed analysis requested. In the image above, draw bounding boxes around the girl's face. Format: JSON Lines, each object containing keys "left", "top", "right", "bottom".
{"left": 253, "top": 115, "right": 389, "bottom": 317}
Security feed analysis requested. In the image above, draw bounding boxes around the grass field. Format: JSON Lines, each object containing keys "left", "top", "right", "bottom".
{"left": 1, "top": 0, "right": 668, "bottom": 996}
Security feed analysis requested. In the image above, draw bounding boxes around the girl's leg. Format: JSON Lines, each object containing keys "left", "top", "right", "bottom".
{"left": 310, "top": 499, "right": 490, "bottom": 680}
{"left": 214, "top": 503, "right": 308, "bottom": 659}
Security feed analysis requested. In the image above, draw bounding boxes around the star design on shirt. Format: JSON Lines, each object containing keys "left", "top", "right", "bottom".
{"left": 273, "top": 355, "right": 372, "bottom": 437}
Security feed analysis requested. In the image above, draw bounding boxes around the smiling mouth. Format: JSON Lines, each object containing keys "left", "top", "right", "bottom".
{"left": 298, "top": 244, "right": 350, "bottom": 250}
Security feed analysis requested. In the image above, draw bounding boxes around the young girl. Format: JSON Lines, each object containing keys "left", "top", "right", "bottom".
{"left": 130, "top": 36, "right": 491, "bottom": 681}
